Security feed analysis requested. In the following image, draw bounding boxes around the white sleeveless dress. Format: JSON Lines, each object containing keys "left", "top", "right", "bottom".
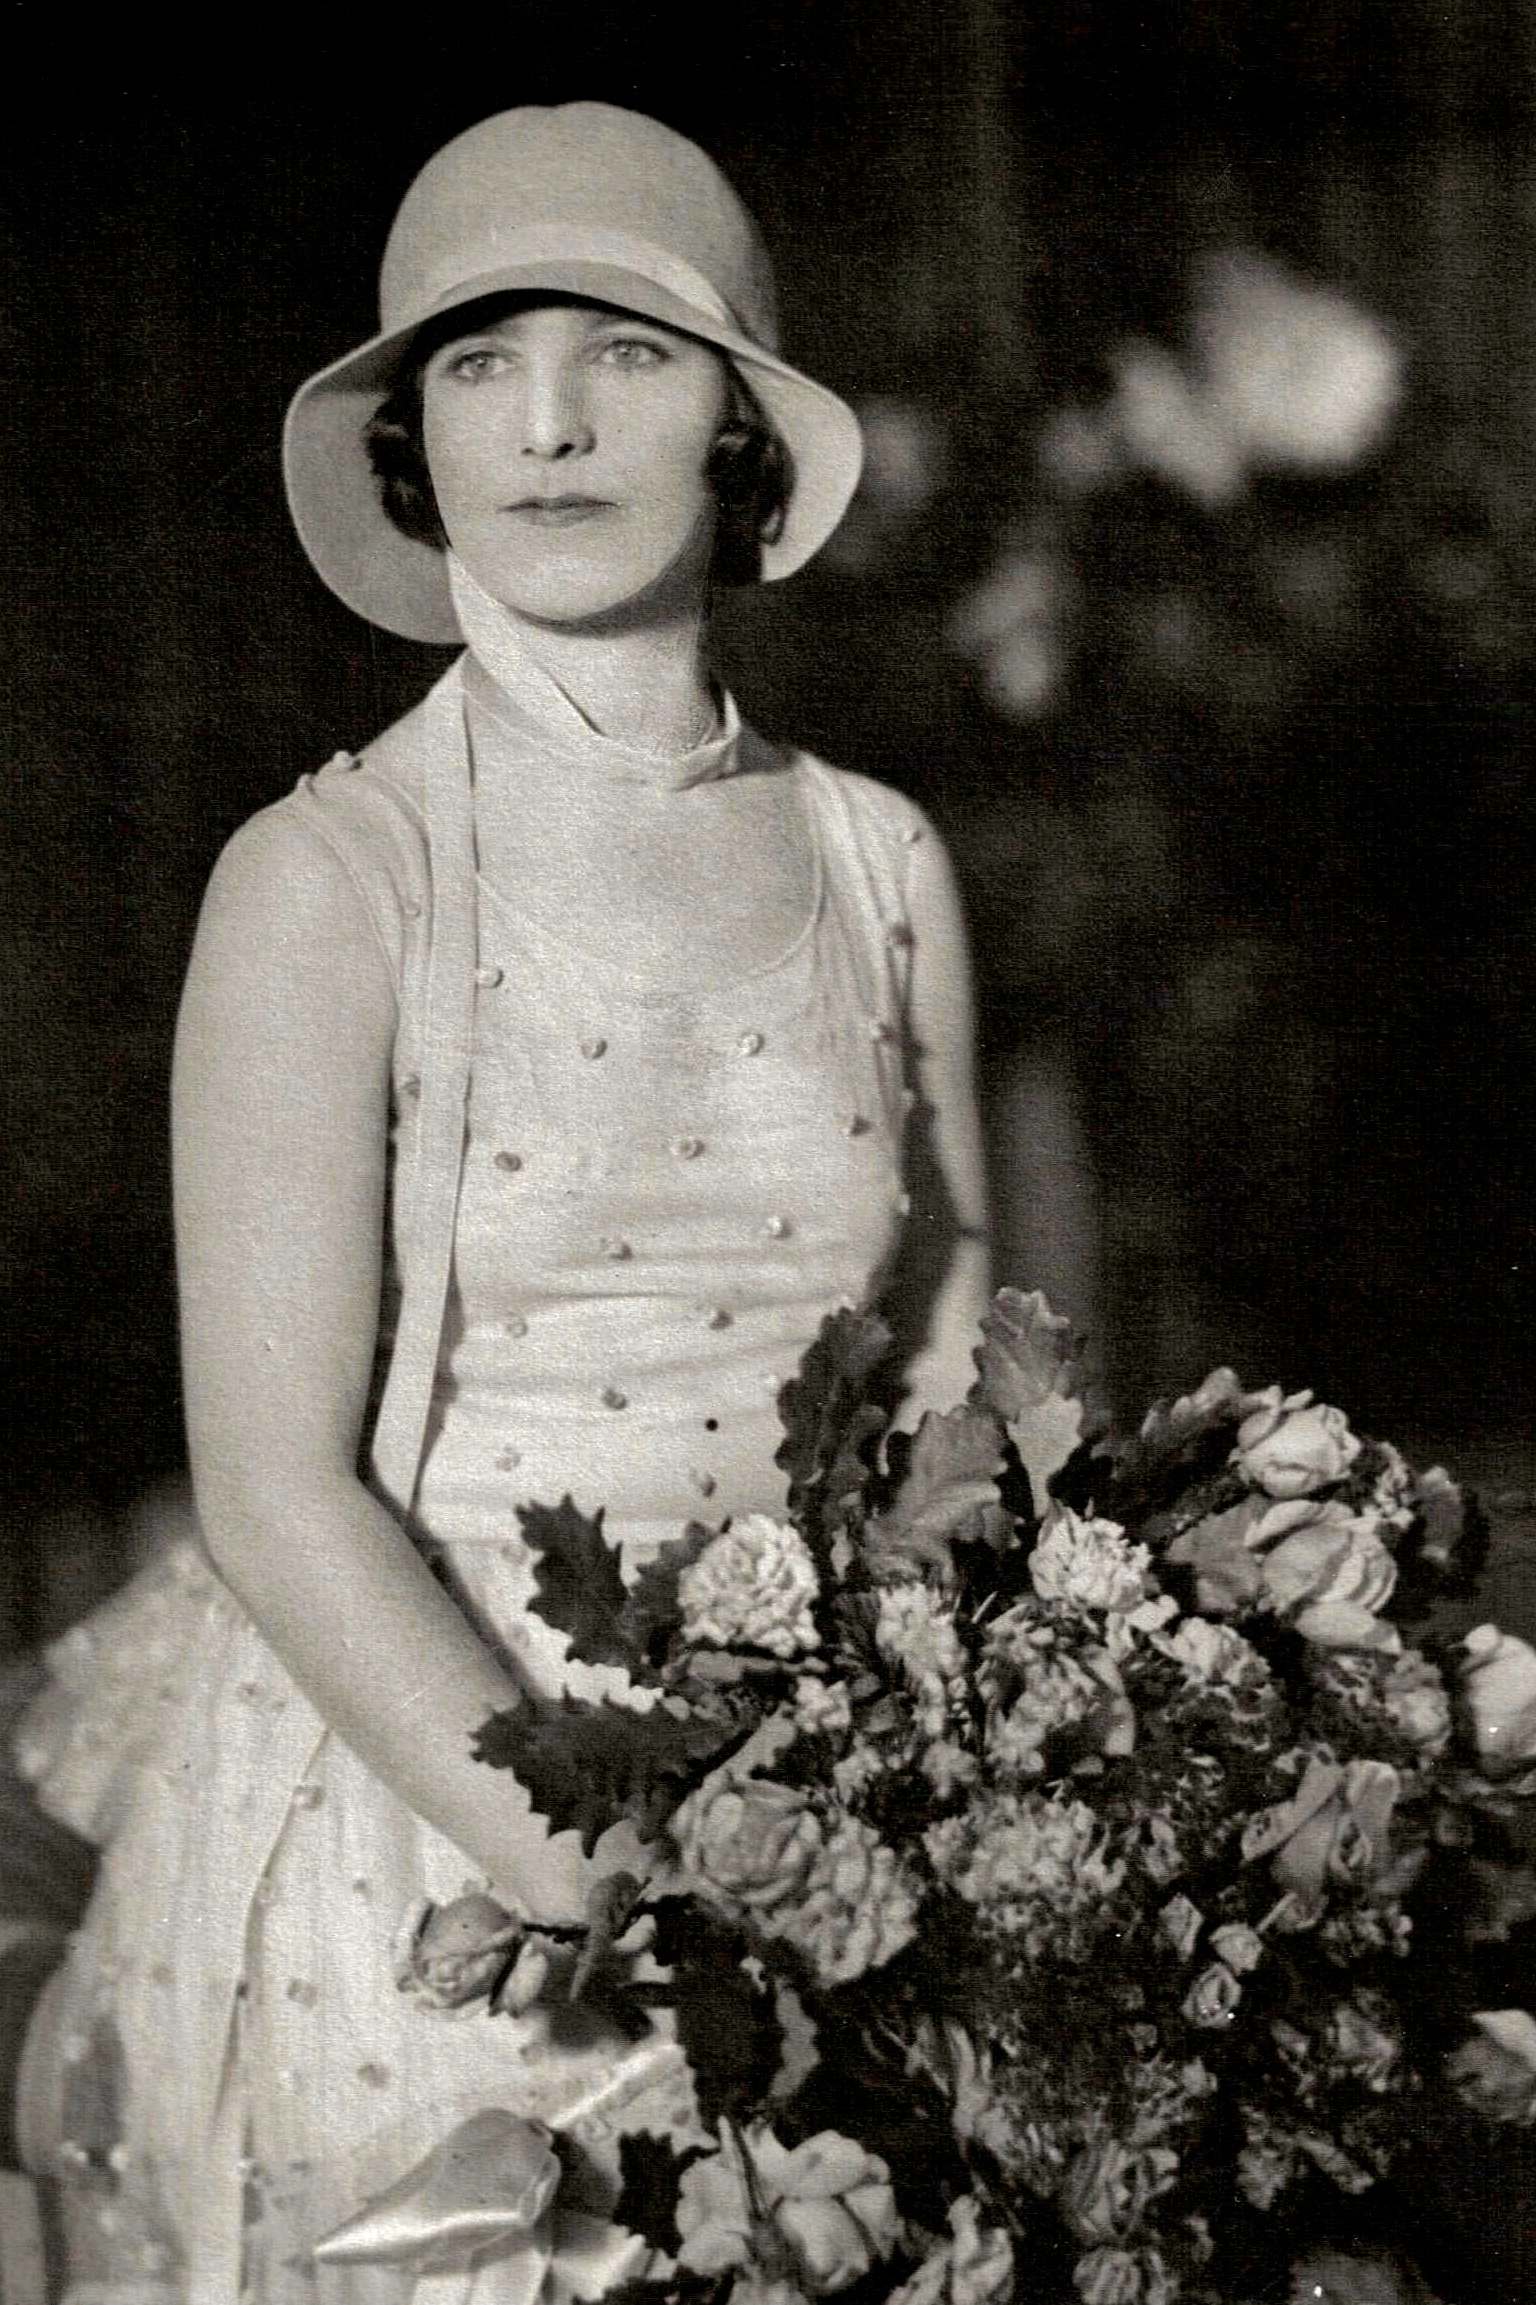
{"left": 14, "top": 653, "right": 933, "bottom": 2304}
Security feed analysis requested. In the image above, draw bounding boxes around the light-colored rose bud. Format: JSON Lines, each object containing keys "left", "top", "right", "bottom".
{"left": 1158, "top": 1895, "right": 1203, "bottom": 1960}
{"left": 1210, "top": 1922, "right": 1264, "bottom": 1974}
{"left": 1460, "top": 1625, "right": 1536, "bottom": 1778}
{"left": 1183, "top": 1963, "right": 1242, "bottom": 2028}
{"left": 394, "top": 1892, "right": 523, "bottom": 2010}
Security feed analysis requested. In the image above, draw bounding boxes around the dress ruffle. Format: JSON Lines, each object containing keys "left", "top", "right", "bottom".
{"left": 15, "top": 1540, "right": 237, "bottom": 1849}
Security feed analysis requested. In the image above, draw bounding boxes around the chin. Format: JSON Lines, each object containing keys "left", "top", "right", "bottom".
{"left": 454, "top": 522, "right": 716, "bottom": 631}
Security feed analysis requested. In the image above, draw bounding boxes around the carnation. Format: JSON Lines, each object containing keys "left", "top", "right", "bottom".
{"left": 985, "top": 1649, "right": 1105, "bottom": 1775}
{"left": 794, "top": 1677, "right": 854, "bottom": 1738}
{"left": 927, "top": 1792, "right": 1126, "bottom": 1956}
{"left": 1031, "top": 1505, "right": 1153, "bottom": 1615}
{"left": 678, "top": 1515, "right": 821, "bottom": 1659}
{"left": 876, "top": 1583, "right": 969, "bottom": 1739}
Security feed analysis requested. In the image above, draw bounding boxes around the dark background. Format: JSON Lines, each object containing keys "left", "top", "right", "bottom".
{"left": 4, "top": 0, "right": 1536, "bottom": 1641}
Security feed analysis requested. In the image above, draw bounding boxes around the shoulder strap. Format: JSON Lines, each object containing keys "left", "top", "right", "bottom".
{"left": 367, "top": 661, "right": 477, "bottom": 1515}
{"left": 799, "top": 754, "right": 920, "bottom": 1016}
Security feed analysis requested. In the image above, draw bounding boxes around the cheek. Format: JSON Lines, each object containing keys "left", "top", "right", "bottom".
{"left": 421, "top": 402, "right": 500, "bottom": 525}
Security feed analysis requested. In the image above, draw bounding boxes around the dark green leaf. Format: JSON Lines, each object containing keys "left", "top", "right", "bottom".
{"left": 473, "top": 1695, "right": 754, "bottom": 1855}
{"left": 620, "top": 1523, "right": 720, "bottom": 1677}
{"left": 775, "top": 1308, "right": 893, "bottom": 1521}
{"left": 614, "top": 2133, "right": 706, "bottom": 2257}
{"left": 520, "top": 1497, "right": 637, "bottom": 1672}
{"left": 647, "top": 1899, "right": 783, "bottom": 2127}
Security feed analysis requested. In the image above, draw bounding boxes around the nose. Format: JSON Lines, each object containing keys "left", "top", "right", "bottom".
{"left": 521, "top": 350, "right": 594, "bottom": 461}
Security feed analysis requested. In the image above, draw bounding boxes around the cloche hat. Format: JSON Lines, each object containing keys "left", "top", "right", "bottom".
{"left": 283, "top": 102, "right": 864, "bottom": 641}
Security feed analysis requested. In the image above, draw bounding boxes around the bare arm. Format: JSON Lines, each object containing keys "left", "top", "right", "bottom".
{"left": 892, "top": 820, "right": 993, "bottom": 1420}
{"left": 173, "top": 810, "right": 586, "bottom": 1921}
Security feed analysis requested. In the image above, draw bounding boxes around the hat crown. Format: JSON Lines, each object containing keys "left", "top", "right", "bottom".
{"left": 380, "top": 102, "right": 779, "bottom": 349}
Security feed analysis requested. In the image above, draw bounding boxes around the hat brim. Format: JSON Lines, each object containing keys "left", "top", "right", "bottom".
{"left": 282, "top": 258, "right": 864, "bottom": 642}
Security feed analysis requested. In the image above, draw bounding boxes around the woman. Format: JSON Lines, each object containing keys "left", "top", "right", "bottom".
{"left": 14, "top": 102, "right": 989, "bottom": 2300}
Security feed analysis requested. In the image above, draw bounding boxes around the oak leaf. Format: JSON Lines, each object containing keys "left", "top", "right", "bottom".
{"left": 473, "top": 1695, "right": 753, "bottom": 1854}
{"left": 519, "top": 1498, "right": 636, "bottom": 1672}
{"left": 864, "top": 1406, "right": 1008, "bottom": 1579}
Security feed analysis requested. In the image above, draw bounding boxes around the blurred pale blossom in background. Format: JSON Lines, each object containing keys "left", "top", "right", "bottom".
{"left": 1034, "top": 246, "right": 1402, "bottom": 521}
{"left": 823, "top": 395, "right": 948, "bottom": 572}
{"left": 1195, "top": 249, "right": 1402, "bottom": 477}
{"left": 948, "top": 537, "right": 1069, "bottom": 719}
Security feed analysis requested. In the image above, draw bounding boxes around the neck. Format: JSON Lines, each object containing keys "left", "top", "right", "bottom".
{"left": 509, "top": 597, "right": 715, "bottom": 755}
{"left": 447, "top": 553, "right": 717, "bottom": 757}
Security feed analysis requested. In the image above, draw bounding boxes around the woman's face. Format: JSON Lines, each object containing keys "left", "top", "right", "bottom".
{"left": 420, "top": 300, "right": 729, "bottom": 626}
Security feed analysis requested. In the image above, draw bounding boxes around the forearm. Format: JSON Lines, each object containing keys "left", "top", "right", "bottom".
{"left": 197, "top": 1465, "right": 588, "bottom": 1922}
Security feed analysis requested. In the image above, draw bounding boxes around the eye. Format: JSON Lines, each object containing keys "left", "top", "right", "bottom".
{"left": 439, "top": 344, "right": 510, "bottom": 383}
{"left": 595, "top": 334, "right": 671, "bottom": 371}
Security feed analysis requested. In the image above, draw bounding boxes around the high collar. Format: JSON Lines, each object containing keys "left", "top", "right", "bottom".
{"left": 447, "top": 554, "right": 740, "bottom": 791}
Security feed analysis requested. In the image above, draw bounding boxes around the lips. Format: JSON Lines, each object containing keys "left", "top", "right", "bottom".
{"left": 506, "top": 496, "right": 614, "bottom": 526}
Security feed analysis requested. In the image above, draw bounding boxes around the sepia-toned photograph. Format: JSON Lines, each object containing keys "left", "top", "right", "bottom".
{"left": 2, "top": 8, "right": 1534, "bottom": 2300}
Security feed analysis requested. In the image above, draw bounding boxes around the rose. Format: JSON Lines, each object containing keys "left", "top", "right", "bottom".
{"left": 770, "top": 1811, "right": 923, "bottom": 1986}
{"left": 672, "top": 1777, "right": 920, "bottom": 1984}
{"left": 1241, "top": 1755, "right": 1401, "bottom": 1916}
{"left": 393, "top": 1892, "right": 524, "bottom": 2009}
{"left": 1459, "top": 1624, "right": 1536, "bottom": 1778}
{"left": 678, "top": 1516, "right": 821, "bottom": 1659}
{"left": 1155, "top": 1617, "right": 1268, "bottom": 1686}
{"left": 676, "top": 2126, "right": 900, "bottom": 2295}
{"left": 1062, "top": 2138, "right": 1178, "bottom": 2246}
{"left": 1255, "top": 1500, "right": 1396, "bottom": 1619}
{"left": 1445, "top": 2010, "right": 1536, "bottom": 2123}
{"left": 1182, "top": 1962, "right": 1242, "bottom": 2028}
{"left": 670, "top": 1777, "right": 823, "bottom": 1915}
{"left": 1073, "top": 2246, "right": 1177, "bottom": 2304}
{"left": 887, "top": 2200, "right": 1014, "bottom": 2305}
{"left": 1232, "top": 1390, "right": 1361, "bottom": 1497}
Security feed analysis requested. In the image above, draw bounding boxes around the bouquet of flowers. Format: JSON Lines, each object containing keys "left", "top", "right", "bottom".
{"left": 397, "top": 1294, "right": 1536, "bottom": 2305}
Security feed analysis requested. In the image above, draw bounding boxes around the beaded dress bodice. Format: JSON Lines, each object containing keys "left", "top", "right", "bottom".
{"left": 417, "top": 736, "right": 909, "bottom": 1580}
